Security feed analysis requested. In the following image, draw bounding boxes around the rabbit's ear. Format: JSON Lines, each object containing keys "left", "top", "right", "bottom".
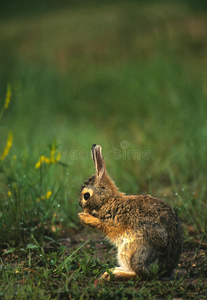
{"left": 91, "top": 144, "right": 106, "bottom": 180}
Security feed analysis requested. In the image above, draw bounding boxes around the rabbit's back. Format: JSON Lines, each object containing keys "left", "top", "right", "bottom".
{"left": 99, "top": 194, "right": 179, "bottom": 227}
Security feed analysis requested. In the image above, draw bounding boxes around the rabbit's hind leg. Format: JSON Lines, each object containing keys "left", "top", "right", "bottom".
{"left": 100, "top": 238, "right": 138, "bottom": 281}
{"left": 100, "top": 267, "right": 136, "bottom": 282}
{"left": 130, "top": 245, "right": 160, "bottom": 278}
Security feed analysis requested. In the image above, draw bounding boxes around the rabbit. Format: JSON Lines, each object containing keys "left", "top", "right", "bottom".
{"left": 78, "top": 144, "right": 183, "bottom": 281}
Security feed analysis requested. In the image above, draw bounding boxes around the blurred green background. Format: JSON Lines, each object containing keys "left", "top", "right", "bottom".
{"left": 0, "top": 0, "right": 207, "bottom": 245}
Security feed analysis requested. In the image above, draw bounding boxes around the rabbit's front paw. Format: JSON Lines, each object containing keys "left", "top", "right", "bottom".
{"left": 78, "top": 212, "right": 91, "bottom": 225}
{"left": 78, "top": 212, "right": 101, "bottom": 229}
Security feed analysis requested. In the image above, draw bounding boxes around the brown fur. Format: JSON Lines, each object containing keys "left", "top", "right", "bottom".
{"left": 78, "top": 144, "right": 183, "bottom": 281}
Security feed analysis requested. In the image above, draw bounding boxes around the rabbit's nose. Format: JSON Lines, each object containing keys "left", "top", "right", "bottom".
{"left": 78, "top": 199, "right": 83, "bottom": 208}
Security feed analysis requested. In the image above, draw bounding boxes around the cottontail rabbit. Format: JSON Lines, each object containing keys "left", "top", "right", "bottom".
{"left": 79, "top": 144, "right": 183, "bottom": 281}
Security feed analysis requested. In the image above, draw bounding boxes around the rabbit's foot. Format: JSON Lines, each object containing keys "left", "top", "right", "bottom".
{"left": 100, "top": 267, "right": 137, "bottom": 282}
{"left": 78, "top": 212, "right": 101, "bottom": 229}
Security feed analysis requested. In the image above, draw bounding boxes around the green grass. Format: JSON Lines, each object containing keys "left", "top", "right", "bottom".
{"left": 0, "top": 0, "right": 207, "bottom": 298}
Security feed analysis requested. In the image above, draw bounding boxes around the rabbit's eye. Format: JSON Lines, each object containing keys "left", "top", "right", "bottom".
{"left": 84, "top": 192, "right": 90, "bottom": 200}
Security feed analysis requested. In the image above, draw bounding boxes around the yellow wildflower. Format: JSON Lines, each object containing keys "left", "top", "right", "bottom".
{"left": 1, "top": 132, "right": 13, "bottom": 160}
{"left": 35, "top": 145, "right": 61, "bottom": 169}
{"left": 36, "top": 190, "right": 52, "bottom": 202}
{"left": 35, "top": 155, "right": 51, "bottom": 169}
{"left": 4, "top": 85, "right": 12, "bottom": 109}
{"left": 45, "top": 190, "right": 52, "bottom": 199}
{"left": 50, "top": 145, "right": 61, "bottom": 163}
{"left": 8, "top": 191, "right": 12, "bottom": 197}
